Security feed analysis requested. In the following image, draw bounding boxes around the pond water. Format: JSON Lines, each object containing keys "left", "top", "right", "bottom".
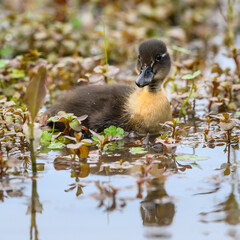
{"left": 1, "top": 138, "right": 240, "bottom": 240}
{"left": 0, "top": 1, "right": 240, "bottom": 240}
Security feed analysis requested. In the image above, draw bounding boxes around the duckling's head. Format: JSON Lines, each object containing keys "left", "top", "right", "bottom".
{"left": 136, "top": 39, "right": 171, "bottom": 91}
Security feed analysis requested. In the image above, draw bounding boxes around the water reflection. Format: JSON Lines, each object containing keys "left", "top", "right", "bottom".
{"left": 140, "top": 178, "right": 175, "bottom": 226}
{"left": 200, "top": 145, "right": 240, "bottom": 225}
{"left": 0, "top": 177, "right": 24, "bottom": 202}
{"left": 200, "top": 188, "right": 240, "bottom": 225}
{"left": 54, "top": 143, "right": 178, "bottom": 223}
{"left": 219, "top": 191, "right": 240, "bottom": 225}
{"left": 26, "top": 179, "right": 42, "bottom": 240}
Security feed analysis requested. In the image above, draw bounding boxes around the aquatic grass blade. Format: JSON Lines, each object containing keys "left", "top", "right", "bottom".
{"left": 24, "top": 65, "right": 47, "bottom": 175}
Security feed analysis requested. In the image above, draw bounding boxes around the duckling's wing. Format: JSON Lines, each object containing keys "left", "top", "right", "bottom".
{"left": 49, "top": 84, "right": 134, "bottom": 132}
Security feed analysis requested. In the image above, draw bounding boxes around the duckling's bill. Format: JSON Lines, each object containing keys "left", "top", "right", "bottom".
{"left": 136, "top": 66, "right": 154, "bottom": 88}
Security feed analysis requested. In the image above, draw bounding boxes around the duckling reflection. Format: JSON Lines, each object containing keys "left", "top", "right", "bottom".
{"left": 140, "top": 178, "right": 175, "bottom": 226}
{"left": 49, "top": 39, "right": 172, "bottom": 135}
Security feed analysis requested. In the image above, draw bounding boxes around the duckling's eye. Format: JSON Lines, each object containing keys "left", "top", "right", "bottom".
{"left": 155, "top": 54, "right": 162, "bottom": 62}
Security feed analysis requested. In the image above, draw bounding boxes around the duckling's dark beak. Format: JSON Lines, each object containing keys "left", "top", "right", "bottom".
{"left": 136, "top": 66, "right": 154, "bottom": 88}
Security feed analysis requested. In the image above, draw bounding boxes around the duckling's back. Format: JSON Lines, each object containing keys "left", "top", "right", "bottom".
{"left": 50, "top": 84, "right": 134, "bottom": 132}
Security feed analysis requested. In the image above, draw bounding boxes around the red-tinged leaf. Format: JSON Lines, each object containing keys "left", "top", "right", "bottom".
{"left": 52, "top": 132, "right": 62, "bottom": 140}
{"left": 64, "top": 135, "right": 77, "bottom": 142}
{"left": 145, "top": 164, "right": 152, "bottom": 174}
{"left": 67, "top": 142, "right": 82, "bottom": 149}
{"left": 79, "top": 164, "right": 90, "bottom": 178}
{"left": 74, "top": 132, "right": 82, "bottom": 142}
{"left": 90, "top": 129, "right": 104, "bottom": 142}
{"left": 64, "top": 186, "right": 76, "bottom": 192}
{"left": 76, "top": 186, "right": 83, "bottom": 196}
{"left": 69, "top": 119, "right": 82, "bottom": 131}
{"left": 77, "top": 115, "right": 88, "bottom": 122}
{"left": 79, "top": 146, "right": 89, "bottom": 158}
{"left": 24, "top": 65, "right": 47, "bottom": 122}
{"left": 81, "top": 139, "right": 94, "bottom": 146}
{"left": 56, "top": 117, "right": 69, "bottom": 124}
{"left": 224, "top": 168, "right": 230, "bottom": 176}
{"left": 81, "top": 125, "right": 89, "bottom": 132}
{"left": 178, "top": 167, "right": 186, "bottom": 172}
{"left": 54, "top": 157, "right": 71, "bottom": 170}
{"left": 219, "top": 121, "right": 236, "bottom": 131}
{"left": 6, "top": 108, "right": 15, "bottom": 113}
{"left": 177, "top": 162, "right": 192, "bottom": 169}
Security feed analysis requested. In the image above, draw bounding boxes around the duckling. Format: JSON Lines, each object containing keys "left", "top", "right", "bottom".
{"left": 49, "top": 39, "right": 172, "bottom": 134}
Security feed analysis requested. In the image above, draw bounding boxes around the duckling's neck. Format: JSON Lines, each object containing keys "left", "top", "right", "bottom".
{"left": 147, "top": 79, "right": 164, "bottom": 92}
{"left": 125, "top": 84, "right": 172, "bottom": 134}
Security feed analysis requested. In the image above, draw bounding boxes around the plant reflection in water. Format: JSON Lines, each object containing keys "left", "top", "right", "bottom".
{"left": 27, "top": 179, "right": 42, "bottom": 240}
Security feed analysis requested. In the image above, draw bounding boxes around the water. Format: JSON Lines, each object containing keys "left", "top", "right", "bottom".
{"left": 1, "top": 141, "right": 240, "bottom": 240}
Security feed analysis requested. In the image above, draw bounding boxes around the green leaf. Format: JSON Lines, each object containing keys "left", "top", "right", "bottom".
{"left": 190, "top": 162, "right": 202, "bottom": 169}
{"left": 70, "top": 18, "right": 82, "bottom": 28}
{"left": 0, "top": 47, "right": 13, "bottom": 57}
{"left": 10, "top": 69, "right": 25, "bottom": 78}
{"left": 104, "top": 125, "right": 124, "bottom": 137}
{"left": 47, "top": 116, "right": 59, "bottom": 122}
{"left": 0, "top": 60, "right": 7, "bottom": 68}
{"left": 92, "top": 135, "right": 100, "bottom": 143}
{"left": 172, "top": 45, "right": 190, "bottom": 54}
{"left": 48, "top": 142, "right": 65, "bottom": 150}
{"left": 24, "top": 66, "right": 47, "bottom": 122}
{"left": 81, "top": 139, "right": 94, "bottom": 146}
{"left": 63, "top": 114, "right": 76, "bottom": 121}
{"left": 193, "top": 70, "right": 201, "bottom": 78}
{"left": 40, "top": 130, "right": 52, "bottom": 145}
{"left": 182, "top": 70, "right": 201, "bottom": 80}
{"left": 103, "top": 140, "right": 124, "bottom": 151}
{"left": 57, "top": 136, "right": 71, "bottom": 144}
{"left": 69, "top": 119, "right": 82, "bottom": 131}
{"left": 130, "top": 147, "right": 147, "bottom": 154}
{"left": 176, "top": 154, "right": 208, "bottom": 161}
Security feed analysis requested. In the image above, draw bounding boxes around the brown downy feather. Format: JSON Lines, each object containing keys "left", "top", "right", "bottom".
{"left": 50, "top": 84, "right": 134, "bottom": 132}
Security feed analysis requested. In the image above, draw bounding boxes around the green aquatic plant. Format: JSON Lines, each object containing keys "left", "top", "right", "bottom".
{"left": 179, "top": 70, "right": 201, "bottom": 118}
{"left": 48, "top": 112, "right": 88, "bottom": 135}
{"left": 102, "top": 19, "right": 109, "bottom": 83}
{"left": 24, "top": 65, "right": 47, "bottom": 175}
{"left": 91, "top": 125, "right": 124, "bottom": 152}
{"left": 161, "top": 119, "right": 186, "bottom": 141}
{"left": 66, "top": 132, "right": 91, "bottom": 160}
{"left": 130, "top": 147, "right": 147, "bottom": 155}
